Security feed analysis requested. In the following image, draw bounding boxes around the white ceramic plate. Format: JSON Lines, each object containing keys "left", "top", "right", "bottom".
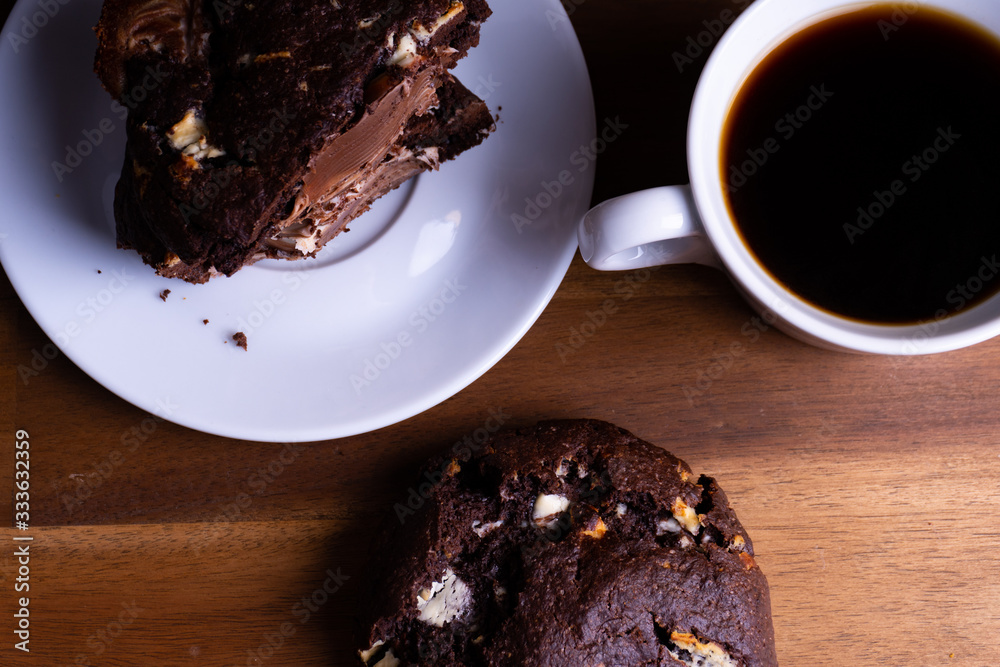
{"left": 0, "top": 0, "right": 595, "bottom": 441}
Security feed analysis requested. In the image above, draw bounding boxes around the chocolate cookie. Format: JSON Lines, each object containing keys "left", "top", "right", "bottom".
{"left": 93, "top": 0, "right": 493, "bottom": 282}
{"left": 359, "top": 419, "right": 778, "bottom": 666}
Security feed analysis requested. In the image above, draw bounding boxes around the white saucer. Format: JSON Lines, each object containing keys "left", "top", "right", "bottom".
{"left": 0, "top": 0, "right": 595, "bottom": 442}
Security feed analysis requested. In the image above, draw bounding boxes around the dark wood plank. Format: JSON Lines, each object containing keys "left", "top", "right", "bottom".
{"left": 2, "top": 0, "right": 999, "bottom": 665}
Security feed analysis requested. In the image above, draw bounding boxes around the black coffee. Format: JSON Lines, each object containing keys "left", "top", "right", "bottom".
{"left": 722, "top": 4, "right": 1000, "bottom": 324}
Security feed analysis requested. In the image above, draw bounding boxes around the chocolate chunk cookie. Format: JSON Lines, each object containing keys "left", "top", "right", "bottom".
{"left": 94, "top": 0, "right": 493, "bottom": 282}
{"left": 359, "top": 419, "right": 778, "bottom": 666}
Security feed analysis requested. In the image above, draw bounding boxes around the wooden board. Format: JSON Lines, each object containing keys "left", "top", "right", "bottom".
{"left": 2, "top": 0, "right": 999, "bottom": 665}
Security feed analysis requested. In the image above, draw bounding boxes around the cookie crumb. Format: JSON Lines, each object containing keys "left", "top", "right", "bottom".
{"left": 232, "top": 332, "right": 248, "bottom": 351}
{"left": 203, "top": 319, "right": 209, "bottom": 325}
{"left": 96, "top": 269, "right": 102, "bottom": 274}
{"left": 159, "top": 289, "right": 171, "bottom": 302}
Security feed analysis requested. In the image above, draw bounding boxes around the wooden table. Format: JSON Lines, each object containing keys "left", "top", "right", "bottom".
{"left": 2, "top": 1, "right": 999, "bottom": 665}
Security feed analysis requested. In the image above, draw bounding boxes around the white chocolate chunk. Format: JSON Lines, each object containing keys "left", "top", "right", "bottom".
{"left": 373, "top": 649, "right": 401, "bottom": 667}
{"left": 359, "top": 639, "right": 385, "bottom": 662}
{"left": 416, "top": 569, "right": 471, "bottom": 627}
{"left": 167, "top": 110, "right": 205, "bottom": 150}
{"left": 294, "top": 235, "right": 318, "bottom": 254}
{"left": 472, "top": 519, "right": 503, "bottom": 537}
{"left": 657, "top": 517, "right": 682, "bottom": 535}
{"left": 411, "top": 1, "right": 464, "bottom": 40}
{"left": 672, "top": 498, "right": 702, "bottom": 534}
{"left": 532, "top": 493, "right": 570, "bottom": 528}
{"left": 667, "top": 632, "right": 737, "bottom": 667}
{"left": 167, "top": 109, "right": 225, "bottom": 160}
{"left": 389, "top": 32, "right": 417, "bottom": 67}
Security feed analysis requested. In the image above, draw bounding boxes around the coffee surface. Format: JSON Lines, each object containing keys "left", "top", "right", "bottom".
{"left": 722, "top": 5, "right": 1000, "bottom": 324}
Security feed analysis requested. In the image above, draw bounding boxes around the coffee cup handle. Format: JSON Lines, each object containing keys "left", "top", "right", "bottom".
{"left": 577, "top": 185, "right": 721, "bottom": 271}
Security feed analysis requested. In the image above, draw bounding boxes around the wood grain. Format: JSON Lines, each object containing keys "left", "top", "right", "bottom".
{"left": 3, "top": 0, "right": 1000, "bottom": 665}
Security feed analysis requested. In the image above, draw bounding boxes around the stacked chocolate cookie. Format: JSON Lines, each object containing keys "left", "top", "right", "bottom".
{"left": 94, "top": 0, "right": 494, "bottom": 282}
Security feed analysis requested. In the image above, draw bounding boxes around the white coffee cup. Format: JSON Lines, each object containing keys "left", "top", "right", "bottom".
{"left": 578, "top": 0, "right": 1000, "bottom": 355}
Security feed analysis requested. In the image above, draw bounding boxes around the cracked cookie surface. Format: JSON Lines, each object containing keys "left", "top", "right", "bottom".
{"left": 359, "top": 419, "right": 778, "bottom": 667}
